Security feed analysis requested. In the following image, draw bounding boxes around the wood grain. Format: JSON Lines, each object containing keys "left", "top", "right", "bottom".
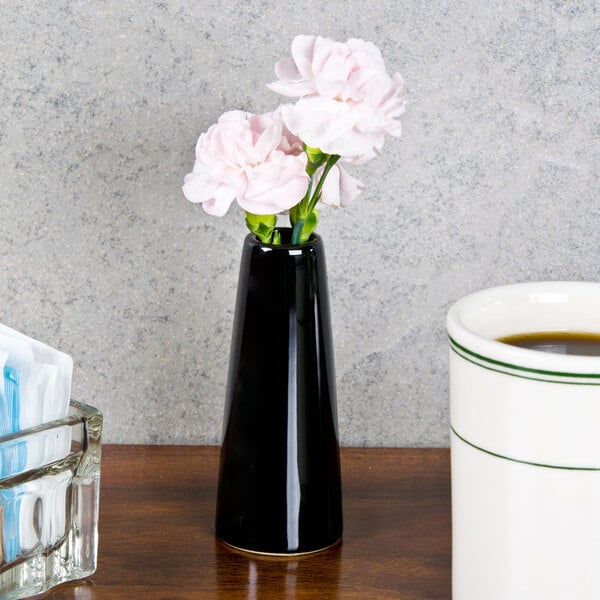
{"left": 46, "top": 446, "right": 450, "bottom": 599}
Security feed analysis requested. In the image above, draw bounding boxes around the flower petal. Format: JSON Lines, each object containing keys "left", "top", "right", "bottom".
{"left": 274, "top": 59, "right": 301, "bottom": 82}
{"left": 319, "top": 165, "right": 363, "bottom": 207}
{"left": 290, "top": 34, "right": 318, "bottom": 80}
{"left": 319, "top": 164, "right": 341, "bottom": 207}
{"left": 337, "top": 165, "right": 363, "bottom": 206}
{"left": 239, "top": 171, "right": 309, "bottom": 214}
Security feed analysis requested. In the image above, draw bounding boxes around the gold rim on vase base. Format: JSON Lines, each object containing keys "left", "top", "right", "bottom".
{"left": 217, "top": 537, "right": 342, "bottom": 558}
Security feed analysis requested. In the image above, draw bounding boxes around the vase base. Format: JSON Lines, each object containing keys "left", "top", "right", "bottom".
{"left": 217, "top": 536, "right": 342, "bottom": 558}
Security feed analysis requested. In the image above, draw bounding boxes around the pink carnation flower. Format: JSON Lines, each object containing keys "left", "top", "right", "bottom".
{"left": 268, "top": 35, "right": 406, "bottom": 164}
{"left": 183, "top": 110, "right": 310, "bottom": 216}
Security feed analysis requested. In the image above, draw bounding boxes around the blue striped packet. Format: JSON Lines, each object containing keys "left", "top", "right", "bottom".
{"left": 0, "top": 325, "right": 72, "bottom": 564}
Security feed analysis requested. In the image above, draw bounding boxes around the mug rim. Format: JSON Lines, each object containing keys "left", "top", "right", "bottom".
{"left": 447, "top": 281, "right": 600, "bottom": 377}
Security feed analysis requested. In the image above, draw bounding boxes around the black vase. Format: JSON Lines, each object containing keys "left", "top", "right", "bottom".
{"left": 215, "top": 229, "right": 343, "bottom": 555}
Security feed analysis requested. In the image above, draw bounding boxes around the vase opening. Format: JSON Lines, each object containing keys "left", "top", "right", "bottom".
{"left": 253, "top": 227, "right": 317, "bottom": 248}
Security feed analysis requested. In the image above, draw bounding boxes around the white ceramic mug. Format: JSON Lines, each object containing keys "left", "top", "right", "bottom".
{"left": 447, "top": 282, "right": 600, "bottom": 600}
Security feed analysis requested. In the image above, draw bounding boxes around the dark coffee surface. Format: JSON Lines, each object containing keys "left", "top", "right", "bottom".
{"left": 498, "top": 331, "right": 600, "bottom": 356}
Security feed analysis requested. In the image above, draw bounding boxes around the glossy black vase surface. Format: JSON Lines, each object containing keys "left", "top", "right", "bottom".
{"left": 216, "top": 230, "right": 343, "bottom": 555}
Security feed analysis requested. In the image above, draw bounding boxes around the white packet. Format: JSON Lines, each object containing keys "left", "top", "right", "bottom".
{"left": 0, "top": 326, "right": 74, "bottom": 564}
{"left": 0, "top": 324, "right": 72, "bottom": 429}
{"left": 0, "top": 335, "right": 35, "bottom": 437}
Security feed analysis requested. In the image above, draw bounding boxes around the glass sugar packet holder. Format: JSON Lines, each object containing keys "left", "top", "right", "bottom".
{"left": 0, "top": 400, "right": 102, "bottom": 600}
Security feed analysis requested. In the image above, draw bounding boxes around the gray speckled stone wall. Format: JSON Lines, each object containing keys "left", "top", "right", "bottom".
{"left": 1, "top": 1, "right": 598, "bottom": 445}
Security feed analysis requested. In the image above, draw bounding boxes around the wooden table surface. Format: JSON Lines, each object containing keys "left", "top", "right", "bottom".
{"left": 48, "top": 446, "right": 451, "bottom": 600}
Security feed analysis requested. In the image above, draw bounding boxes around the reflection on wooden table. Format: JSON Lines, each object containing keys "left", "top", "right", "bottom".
{"left": 48, "top": 445, "right": 450, "bottom": 599}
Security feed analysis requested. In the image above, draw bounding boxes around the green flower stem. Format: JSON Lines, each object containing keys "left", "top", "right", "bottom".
{"left": 306, "top": 155, "right": 339, "bottom": 215}
{"left": 292, "top": 154, "right": 340, "bottom": 245}
{"left": 291, "top": 172, "right": 316, "bottom": 244}
{"left": 291, "top": 219, "right": 305, "bottom": 245}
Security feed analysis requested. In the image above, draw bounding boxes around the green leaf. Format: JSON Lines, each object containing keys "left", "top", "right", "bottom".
{"left": 245, "top": 212, "right": 276, "bottom": 229}
{"left": 245, "top": 212, "right": 277, "bottom": 243}
{"left": 304, "top": 145, "right": 327, "bottom": 175}
{"left": 304, "top": 145, "right": 324, "bottom": 163}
